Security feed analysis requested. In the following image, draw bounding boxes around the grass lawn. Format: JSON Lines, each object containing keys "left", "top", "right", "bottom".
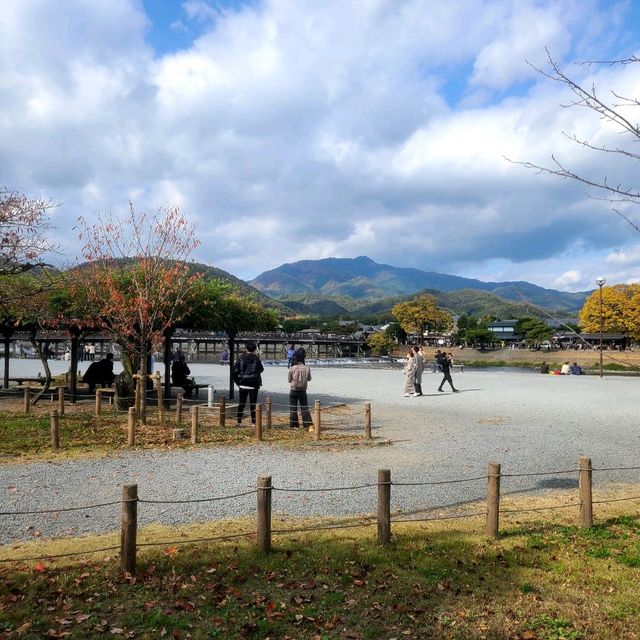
{"left": 1, "top": 505, "right": 640, "bottom": 639}
{"left": 0, "top": 404, "right": 361, "bottom": 462}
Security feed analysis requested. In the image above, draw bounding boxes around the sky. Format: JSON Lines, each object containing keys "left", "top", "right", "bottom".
{"left": 3, "top": 0, "right": 640, "bottom": 292}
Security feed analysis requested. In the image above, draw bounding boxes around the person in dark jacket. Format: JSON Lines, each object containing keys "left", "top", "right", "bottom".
{"left": 437, "top": 351, "right": 458, "bottom": 393}
{"left": 82, "top": 353, "right": 115, "bottom": 392}
{"left": 171, "top": 355, "right": 195, "bottom": 398}
{"left": 232, "top": 342, "right": 264, "bottom": 425}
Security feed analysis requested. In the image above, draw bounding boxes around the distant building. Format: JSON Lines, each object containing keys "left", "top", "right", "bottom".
{"left": 487, "top": 320, "right": 518, "bottom": 342}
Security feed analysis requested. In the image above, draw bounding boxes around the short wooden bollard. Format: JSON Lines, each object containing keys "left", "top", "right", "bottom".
{"left": 23, "top": 387, "right": 30, "bottom": 414}
{"left": 255, "top": 404, "right": 263, "bottom": 441}
{"left": 219, "top": 395, "right": 226, "bottom": 428}
{"left": 486, "top": 462, "right": 501, "bottom": 538}
{"left": 377, "top": 469, "right": 391, "bottom": 545}
{"left": 176, "top": 393, "right": 183, "bottom": 423}
{"left": 364, "top": 402, "right": 372, "bottom": 439}
{"left": 95, "top": 389, "right": 102, "bottom": 416}
{"left": 257, "top": 476, "right": 272, "bottom": 553}
{"left": 313, "top": 400, "right": 321, "bottom": 440}
{"left": 127, "top": 407, "right": 136, "bottom": 447}
{"left": 50, "top": 410, "right": 60, "bottom": 450}
{"left": 58, "top": 387, "right": 65, "bottom": 416}
{"left": 191, "top": 406, "right": 199, "bottom": 444}
{"left": 266, "top": 397, "right": 272, "bottom": 430}
{"left": 120, "top": 484, "right": 138, "bottom": 576}
{"left": 579, "top": 457, "right": 593, "bottom": 528}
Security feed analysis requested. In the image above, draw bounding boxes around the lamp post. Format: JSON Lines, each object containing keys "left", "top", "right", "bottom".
{"left": 595, "top": 276, "right": 606, "bottom": 378}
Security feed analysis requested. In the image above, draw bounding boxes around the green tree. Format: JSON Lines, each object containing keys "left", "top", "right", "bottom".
{"left": 392, "top": 294, "right": 452, "bottom": 344}
{"left": 367, "top": 332, "right": 395, "bottom": 356}
{"left": 515, "top": 317, "right": 554, "bottom": 344}
{"left": 187, "top": 279, "right": 278, "bottom": 398}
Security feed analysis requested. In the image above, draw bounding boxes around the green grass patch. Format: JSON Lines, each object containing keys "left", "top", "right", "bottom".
{"left": 0, "top": 407, "right": 357, "bottom": 462}
{"left": 2, "top": 513, "right": 640, "bottom": 639}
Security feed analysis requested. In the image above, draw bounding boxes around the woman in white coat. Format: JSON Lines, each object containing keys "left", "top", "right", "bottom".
{"left": 403, "top": 350, "right": 417, "bottom": 397}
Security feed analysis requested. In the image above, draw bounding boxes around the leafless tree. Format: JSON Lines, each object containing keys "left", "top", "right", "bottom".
{"left": 510, "top": 49, "right": 640, "bottom": 234}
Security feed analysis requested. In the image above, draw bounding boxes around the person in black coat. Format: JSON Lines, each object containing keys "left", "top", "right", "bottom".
{"left": 82, "top": 353, "right": 115, "bottom": 392}
{"left": 232, "top": 342, "right": 264, "bottom": 425}
{"left": 437, "top": 351, "right": 458, "bottom": 393}
{"left": 171, "top": 355, "right": 195, "bottom": 398}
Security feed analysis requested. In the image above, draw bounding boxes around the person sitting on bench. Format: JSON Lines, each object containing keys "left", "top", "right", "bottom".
{"left": 82, "top": 353, "right": 116, "bottom": 392}
{"left": 171, "top": 355, "right": 195, "bottom": 398}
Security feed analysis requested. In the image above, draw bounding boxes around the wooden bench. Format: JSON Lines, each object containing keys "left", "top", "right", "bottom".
{"left": 170, "top": 383, "right": 210, "bottom": 397}
{"left": 9, "top": 377, "right": 47, "bottom": 386}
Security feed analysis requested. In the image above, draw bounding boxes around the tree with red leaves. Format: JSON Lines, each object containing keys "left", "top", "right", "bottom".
{"left": 77, "top": 204, "right": 203, "bottom": 422}
{"left": 0, "top": 188, "right": 55, "bottom": 276}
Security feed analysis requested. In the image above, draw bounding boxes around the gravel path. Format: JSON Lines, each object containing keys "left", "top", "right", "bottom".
{"left": 2, "top": 365, "right": 639, "bottom": 543}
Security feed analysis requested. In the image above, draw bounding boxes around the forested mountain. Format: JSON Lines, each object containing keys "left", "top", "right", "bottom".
{"left": 250, "top": 256, "right": 590, "bottom": 312}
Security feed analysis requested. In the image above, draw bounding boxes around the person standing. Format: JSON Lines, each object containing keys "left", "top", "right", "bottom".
{"left": 412, "top": 346, "right": 424, "bottom": 396}
{"left": 437, "top": 351, "right": 458, "bottom": 392}
{"left": 287, "top": 355, "right": 313, "bottom": 429}
{"left": 403, "top": 350, "right": 417, "bottom": 397}
{"left": 232, "top": 342, "right": 264, "bottom": 425}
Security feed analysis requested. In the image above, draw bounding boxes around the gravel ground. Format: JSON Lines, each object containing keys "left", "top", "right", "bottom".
{"left": 2, "top": 364, "right": 639, "bottom": 543}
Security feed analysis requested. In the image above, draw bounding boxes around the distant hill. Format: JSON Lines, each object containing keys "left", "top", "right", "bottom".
{"left": 282, "top": 288, "right": 555, "bottom": 322}
{"left": 251, "top": 256, "right": 590, "bottom": 313}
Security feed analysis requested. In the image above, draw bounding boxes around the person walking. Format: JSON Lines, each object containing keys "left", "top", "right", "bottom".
{"left": 403, "top": 349, "right": 417, "bottom": 397}
{"left": 437, "top": 351, "right": 458, "bottom": 392}
{"left": 413, "top": 346, "right": 424, "bottom": 396}
{"left": 287, "top": 355, "right": 313, "bottom": 429}
{"left": 232, "top": 342, "right": 264, "bottom": 425}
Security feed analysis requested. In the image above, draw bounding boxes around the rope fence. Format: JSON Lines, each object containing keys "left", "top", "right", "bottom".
{"left": 2, "top": 457, "right": 640, "bottom": 570}
{"left": 0, "top": 392, "right": 377, "bottom": 448}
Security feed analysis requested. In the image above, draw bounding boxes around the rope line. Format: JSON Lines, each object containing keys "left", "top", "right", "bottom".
{"left": 273, "top": 483, "right": 377, "bottom": 493}
{"left": 501, "top": 469, "right": 577, "bottom": 477}
{"left": 391, "top": 511, "right": 487, "bottom": 523}
{"left": 593, "top": 466, "right": 640, "bottom": 472}
{"left": 137, "top": 531, "right": 257, "bottom": 546}
{"left": 139, "top": 490, "right": 257, "bottom": 505}
{"left": 272, "top": 521, "right": 377, "bottom": 534}
{"left": 0, "top": 544, "right": 120, "bottom": 563}
{"left": 500, "top": 502, "right": 578, "bottom": 513}
{"left": 393, "top": 476, "right": 486, "bottom": 487}
{"left": 592, "top": 495, "right": 640, "bottom": 504}
{"left": 0, "top": 500, "right": 124, "bottom": 516}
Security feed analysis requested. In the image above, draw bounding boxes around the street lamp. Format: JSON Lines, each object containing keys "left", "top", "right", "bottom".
{"left": 596, "top": 276, "right": 606, "bottom": 378}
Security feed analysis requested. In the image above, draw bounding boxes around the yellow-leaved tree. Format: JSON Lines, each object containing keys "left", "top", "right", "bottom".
{"left": 579, "top": 284, "right": 640, "bottom": 340}
{"left": 392, "top": 294, "right": 452, "bottom": 344}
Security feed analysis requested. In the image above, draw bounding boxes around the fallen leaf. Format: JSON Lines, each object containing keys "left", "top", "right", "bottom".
{"left": 165, "top": 546, "right": 178, "bottom": 556}
{"left": 34, "top": 562, "right": 47, "bottom": 572}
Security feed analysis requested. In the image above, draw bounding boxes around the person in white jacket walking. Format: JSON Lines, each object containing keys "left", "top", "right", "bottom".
{"left": 403, "top": 350, "right": 417, "bottom": 397}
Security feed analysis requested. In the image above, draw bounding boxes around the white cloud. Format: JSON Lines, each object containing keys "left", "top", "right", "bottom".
{"left": 0, "top": 0, "right": 639, "bottom": 289}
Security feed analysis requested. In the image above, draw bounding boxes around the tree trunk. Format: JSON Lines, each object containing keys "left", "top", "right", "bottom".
{"left": 140, "top": 342, "right": 148, "bottom": 425}
{"left": 2, "top": 329, "right": 11, "bottom": 390}
{"left": 115, "top": 350, "right": 136, "bottom": 411}
{"left": 28, "top": 329, "right": 51, "bottom": 406}
{"left": 70, "top": 334, "right": 79, "bottom": 403}
{"left": 163, "top": 328, "right": 173, "bottom": 408}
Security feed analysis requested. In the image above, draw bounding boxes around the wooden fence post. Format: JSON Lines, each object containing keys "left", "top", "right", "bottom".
{"left": 127, "top": 407, "right": 136, "bottom": 447}
{"left": 50, "top": 410, "right": 60, "bottom": 450}
{"left": 58, "top": 387, "right": 65, "bottom": 416}
{"left": 579, "top": 457, "right": 593, "bottom": 528}
{"left": 255, "top": 404, "right": 263, "bottom": 441}
{"left": 191, "top": 406, "right": 199, "bottom": 444}
{"left": 23, "top": 386, "right": 30, "bottom": 414}
{"left": 95, "top": 389, "right": 102, "bottom": 416}
{"left": 486, "top": 462, "right": 501, "bottom": 538}
{"left": 364, "top": 402, "right": 372, "bottom": 439}
{"left": 176, "top": 393, "right": 183, "bottom": 423}
{"left": 377, "top": 469, "right": 391, "bottom": 545}
{"left": 313, "top": 400, "right": 321, "bottom": 440}
{"left": 120, "top": 484, "right": 138, "bottom": 575}
{"left": 257, "top": 475, "right": 272, "bottom": 553}
{"left": 266, "top": 397, "right": 272, "bottom": 430}
{"left": 219, "top": 395, "right": 226, "bottom": 428}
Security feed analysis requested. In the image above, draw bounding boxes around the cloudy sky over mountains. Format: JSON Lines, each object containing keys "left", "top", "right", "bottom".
{"left": 3, "top": 0, "right": 640, "bottom": 290}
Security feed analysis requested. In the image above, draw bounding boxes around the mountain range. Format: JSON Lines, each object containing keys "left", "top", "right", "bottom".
{"left": 249, "top": 256, "right": 591, "bottom": 315}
